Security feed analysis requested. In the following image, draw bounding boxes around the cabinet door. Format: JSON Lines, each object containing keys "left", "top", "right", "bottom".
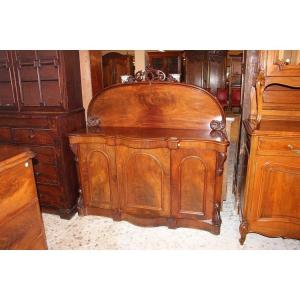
{"left": 185, "top": 51, "right": 207, "bottom": 88}
{"left": 117, "top": 146, "right": 170, "bottom": 217}
{"left": 79, "top": 144, "right": 118, "bottom": 210}
{"left": 171, "top": 148, "right": 217, "bottom": 220}
{"left": 102, "top": 52, "right": 133, "bottom": 88}
{"left": 13, "top": 50, "right": 64, "bottom": 111}
{"left": 247, "top": 155, "right": 300, "bottom": 235}
{"left": 0, "top": 51, "right": 18, "bottom": 110}
{"left": 207, "top": 51, "right": 226, "bottom": 96}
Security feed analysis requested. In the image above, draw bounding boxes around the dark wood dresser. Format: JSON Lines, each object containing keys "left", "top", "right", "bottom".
{"left": 239, "top": 50, "right": 300, "bottom": 244}
{"left": 69, "top": 82, "right": 229, "bottom": 234}
{"left": 0, "top": 145, "right": 47, "bottom": 250}
{"left": 0, "top": 50, "right": 86, "bottom": 218}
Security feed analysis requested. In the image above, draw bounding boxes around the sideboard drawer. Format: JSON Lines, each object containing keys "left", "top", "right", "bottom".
{"left": 12, "top": 128, "right": 56, "bottom": 145}
{"left": 257, "top": 137, "right": 300, "bottom": 156}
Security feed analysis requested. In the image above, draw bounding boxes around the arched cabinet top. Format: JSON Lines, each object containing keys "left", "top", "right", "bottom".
{"left": 87, "top": 82, "right": 226, "bottom": 131}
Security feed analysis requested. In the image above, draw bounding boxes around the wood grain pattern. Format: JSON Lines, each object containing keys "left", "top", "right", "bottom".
{"left": 88, "top": 82, "right": 225, "bottom": 130}
{"left": 0, "top": 145, "right": 47, "bottom": 250}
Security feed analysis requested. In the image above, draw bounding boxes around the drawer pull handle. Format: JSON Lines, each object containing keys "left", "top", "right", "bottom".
{"left": 35, "top": 172, "right": 41, "bottom": 177}
{"left": 29, "top": 133, "right": 35, "bottom": 139}
{"left": 288, "top": 144, "right": 300, "bottom": 154}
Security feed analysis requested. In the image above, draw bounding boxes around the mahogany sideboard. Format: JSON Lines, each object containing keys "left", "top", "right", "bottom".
{"left": 69, "top": 82, "right": 229, "bottom": 234}
{"left": 0, "top": 145, "right": 47, "bottom": 250}
{"left": 239, "top": 50, "right": 300, "bottom": 244}
{"left": 0, "top": 50, "right": 86, "bottom": 218}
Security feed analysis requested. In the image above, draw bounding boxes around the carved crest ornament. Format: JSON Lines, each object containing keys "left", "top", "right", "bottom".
{"left": 122, "top": 65, "right": 178, "bottom": 83}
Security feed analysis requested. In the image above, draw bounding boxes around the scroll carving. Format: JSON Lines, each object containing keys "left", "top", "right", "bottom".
{"left": 122, "top": 65, "right": 180, "bottom": 83}
{"left": 210, "top": 119, "right": 225, "bottom": 131}
{"left": 216, "top": 152, "right": 227, "bottom": 176}
{"left": 87, "top": 116, "right": 101, "bottom": 127}
{"left": 209, "top": 130, "right": 227, "bottom": 140}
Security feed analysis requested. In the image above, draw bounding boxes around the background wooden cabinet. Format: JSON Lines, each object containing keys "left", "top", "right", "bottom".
{"left": 102, "top": 52, "right": 134, "bottom": 88}
{"left": 0, "top": 50, "right": 86, "bottom": 218}
{"left": 184, "top": 50, "right": 227, "bottom": 95}
{"left": 147, "top": 51, "right": 183, "bottom": 78}
{"left": 0, "top": 51, "right": 18, "bottom": 110}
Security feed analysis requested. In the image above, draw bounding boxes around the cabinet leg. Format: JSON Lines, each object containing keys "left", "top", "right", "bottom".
{"left": 239, "top": 220, "right": 248, "bottom": 245}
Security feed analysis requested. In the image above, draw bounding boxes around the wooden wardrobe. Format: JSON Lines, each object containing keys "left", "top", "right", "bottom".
{"left": 0, "top": 50, "right": 86, "bottom": 218}
{"left": 184, "top": 50, "right": 227, "bottom": 95}
{"left": 69, "top": 82, "right": 229, "bottom": 235}
{"left": 239, "top": 50, "right": 300, "bottom": 244}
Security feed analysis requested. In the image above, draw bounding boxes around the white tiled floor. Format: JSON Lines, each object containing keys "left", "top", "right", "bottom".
{"left": 42, "top": 128, "right": 300, "bottom": 250}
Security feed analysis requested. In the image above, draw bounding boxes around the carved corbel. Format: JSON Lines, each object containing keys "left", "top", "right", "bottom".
{"left": 210, "top": 119, "right": 226, "bottom": 131}
{"left": 212, "top": 203, "right": 222, "bottom": 227}
{"left": 216, "top": 152, "right": 227, "bottom": 176}
{"left": 87, "top": 116, "right": 101, "bottom": 127}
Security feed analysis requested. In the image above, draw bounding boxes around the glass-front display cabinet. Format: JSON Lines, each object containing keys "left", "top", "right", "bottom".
{"left": 260, "top": 50, "right": 300, "bottom": 77}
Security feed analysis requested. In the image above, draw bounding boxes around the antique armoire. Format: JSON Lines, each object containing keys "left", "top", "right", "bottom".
{"left": 184, "top": 50, "right": 227, "bottom": 96}
{"left": 0, "top": 50, "right": 86, "bottom": 218}
{"left": 239, "top": 50, "right": 300, "bottom": 244}
{"left": 69, "top": 81, "right": 229, "bottom": 235}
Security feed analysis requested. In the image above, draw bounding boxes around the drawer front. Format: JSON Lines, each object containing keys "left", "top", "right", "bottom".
{"left": 33, "top": 163, "right": 60, "bottom": 185}
{"left": 0, "top": 115, "right": 56, "bottom": 129}
{"left": 257, "top": 137, "right": 300, "bottom": 156}
{"left": 12, "top": 128, "right": 57, "bottom": 145}
{"left": 0, "top": 127, "right": 12, "bottom": 142}
{"left": 0, "top": 160, "right": 37, "bottom": 222}
{"left": 37, "top": 184, "right": 63, "bottom": 208}
{"left": 0, "top": 202, "right": 44, "bottom": 250}
{"left": 30, "top": 146, "right": 58, "bottom": 165}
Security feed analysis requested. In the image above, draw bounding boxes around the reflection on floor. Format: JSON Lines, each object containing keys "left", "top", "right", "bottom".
{"left": 42, "top": 115, "right": 300, "bottom": 250}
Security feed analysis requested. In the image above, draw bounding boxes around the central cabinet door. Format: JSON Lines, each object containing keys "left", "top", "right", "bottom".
{"left": 171, "top": 147, "right": 217, "bottom": 220}
{"left": 117, "top": 146, "right": 170, "bottom": 217}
